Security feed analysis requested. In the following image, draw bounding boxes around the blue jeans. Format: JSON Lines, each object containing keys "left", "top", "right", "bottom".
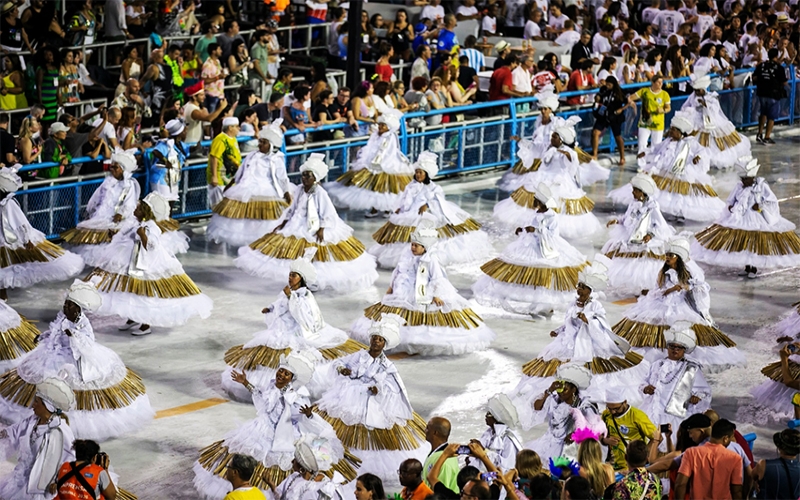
{"left": 205, "top": 95, "right": 220, "bottom": 113}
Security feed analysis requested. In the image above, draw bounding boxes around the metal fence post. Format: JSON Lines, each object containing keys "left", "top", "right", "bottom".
{"left": 790, "top": 64, "right": 796, "bottom": 125}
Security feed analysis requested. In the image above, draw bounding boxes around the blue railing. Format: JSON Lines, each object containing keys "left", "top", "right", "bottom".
{"left": 16, "top": 65, "right": 798, "bottom": 239}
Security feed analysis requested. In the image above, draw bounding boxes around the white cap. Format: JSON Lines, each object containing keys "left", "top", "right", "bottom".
{"left": 278, "top": 350, "right": 316, "bottom": 386}
{"left": 556, "top": 363, "right": 592, "bottom": 391}
{"left": 555, "top": 125, "right": 576, "bottom": 145}
{"left": 259, "top": 118, "right": 285, "bottom": 148}
{"left": 604, "top": 386, "right": 628, "bottom": 404}
{"left": 533, "top": 182, "right": 558, "bottom": 209}
{"left": 670, "top": 112, "right": 694, "bottom": 135}
{"left": 0, "top": 168, "right": 22, "bottom": 193}
{"left": 111, "top": 150, "right": 138, "bottom": 173}
{"left": 664, "top": 322, "right": 697, "bottom": 354}
{"left": 538, "top": 93, "right": 560, "bottom": 111}
{"left": 578, "top": 257, "right": 609, "bottom": 292}
{"left": 143, "top": 192, "right": 170, "bottom": 221}
{"left": 487, "top": 393, "right": 520, "bottom": 428}
{"left": 294, "top": 435, "right": 335, "bottom": 473}
{"left": 66, "top": 279, "right": 102, "bottom": 313}
{"left": 735, "top": 155, "right": 760, "bottom": 177}
{"left": 300, "top": 153, "right": 329, "bottom": 182}
{"left": 50, "top": 122, "right": 70, "bottom": 134}
{"left": 411, "top": 215, "right": 438, "bottom": 250}
{"left": 36, "top": 378, "right": 75, "bottom": 413}
{"left": 368, "top": 314, "right": 404, "bottom": 350}
{"left": 666, "top": 237, "right": 691, "bottom": 262}
{"left": 222, "top": 117, "right": 239, "bottom": 128}
{"left": 414, "top": 151, "right": 439, "bottom": 179}
{"left": 630, "top": 172, "right": 657, "bottom": 196}
{"left": 165, "top": 118, "right": 185, "bottom": 137}
{"left": 691, "top": 74, "right": 711, "bottom": 90}
{"left": 289, "top": 247, "right": 317, "bottom": 285}
{"left": 378, "top": 112, "right": 401, "bottom": 132}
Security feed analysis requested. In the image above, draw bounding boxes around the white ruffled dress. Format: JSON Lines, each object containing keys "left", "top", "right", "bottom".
{"left": 315, "top": 350, "right": 429, "bottom": 489}
{"left": 324, "top": 131, "right": 414, "bottom": 212}
{"left": 86, "top": 220, "right": 213, "bottom": 327}
{"left": 472, "top": 210, "right": 589, "bottom": 315}
{"left": 611, "top": 261, "right": 746, "bottom": 372}
{"left": 510, "top": 298, "right": 650, "bottom": 430}
{"left": 609, "top": 136, "right": 725, "bottom": 221}
{"left": 273, "top": 472, "right": 346, "bottom": 500}
{"left": 0, "top": 300, "right": 40, "bottom": 375}
{"left": 493, "top": 147, "right": 602, "bottom": 239}
{"left": 0, "top": 195, "right": 84, "bottom": 290}
{"left": 235, "top": 183, "right": 378, "bottom": 293}
{"left": 523, "top": 395, "right": 600, "bottom": 463}
{"left": 369, "top": 180, "right": 494, "bottom": 269}
{"left": 750, "top": 309, "right": 800, "bottom": 417}
{"left": 602, "top": 197, "right": 675, "bottom": 295}
{"left": 681, "top": 93, "right": 751, "bottom": 170}
{"left": 221, "top": 287, "right": 364, "bottom": 402}
{"left": 206, "top": 150, "right": 293, "bottom": 247}
{"left": 350, "top": 248, "right": 495, "bottom": 356}
{"left": 194, "top": 380, "right": 356, "bottom": 500}
{"left": 0, "top": 312, "right": 154, "bottom": 441}
{"left": 692, "top": 178, "right": 800, "bottom": 269}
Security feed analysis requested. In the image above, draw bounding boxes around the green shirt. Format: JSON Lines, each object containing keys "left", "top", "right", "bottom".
{"left": 251, "top": 41, "right": 270, "bottom": 82}
{"left": 195, "top": 35, "right": 215, "bottom": 63}
{"left": 164, "top": 54, "right": 184, "bottom": 88}
{"left": 423, "top": 449, "right": 460, "bottom": 494}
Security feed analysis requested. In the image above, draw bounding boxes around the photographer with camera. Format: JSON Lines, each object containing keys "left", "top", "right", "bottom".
{"left": 56, "top": 439, "right": 118, "bottom": 500}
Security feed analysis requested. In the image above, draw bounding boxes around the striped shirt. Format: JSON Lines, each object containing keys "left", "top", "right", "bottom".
{"left": 462, "top": 48, "right": 485, "bottom": 71}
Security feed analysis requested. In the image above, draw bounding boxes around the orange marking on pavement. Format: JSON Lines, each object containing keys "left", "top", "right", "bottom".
{"left": 612, "top": 297, "right": 638, "bottom": 306}
{"left": 388, "top": 352, "right": 418, "bottom": 360}
{"left": 155, "top": 398, "right": 229, "bottom": 419}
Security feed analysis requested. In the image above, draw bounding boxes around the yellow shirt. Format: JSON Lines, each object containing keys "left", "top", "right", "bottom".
{"left": 601, "top": 406, "right": 656, "bottom": 471}
{"left": 208, "top": 133, "right": 241, "bottom": 185}
{"left": 223, "top": 486, "right": 267, "bottom": 500}
{"left": 635, "top": 87, "right": 671, "bottom": 131}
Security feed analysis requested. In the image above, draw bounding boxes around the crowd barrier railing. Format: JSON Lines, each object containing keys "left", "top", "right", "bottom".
{"left": 14, "top": 66, "right": 797, "bottom": 239}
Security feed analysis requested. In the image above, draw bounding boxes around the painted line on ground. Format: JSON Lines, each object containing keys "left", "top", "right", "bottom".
{"left": 612, "top": 297, "right": 639, "bottom": 306}
{"left": 155, "top": 398, "right": 229, "bottom": 419}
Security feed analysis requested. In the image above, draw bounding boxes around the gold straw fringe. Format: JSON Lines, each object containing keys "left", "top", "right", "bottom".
{"left": 198, "top": 438, "right": 362, "bottom": 488}
{"left": 363, "top": 303, "right": 483, "bottom": 329}
{"left": 117, "top": 489, "right": 138, "bottom": 500}
{"left": 522, "top": 351, "right": 644, "bottom": 377}
{"left": 212, "top": 198, "right": 289, "bottom": 220}
{"left": 334, "top": 169, "right": 413, "bottom": 195}
{"left": 0, "top": 240, "right": 66, "bottom": 268}
{"left": 248, "top": 233, "right": 366, "bottom": 263}
{"left": 84, "top": 269, "right": 202, "bottom": 298}
{"left": 612, "top": 318, "right": 737, "bottom": 348}
{"left": 511, "top": 158, "right": 542, "bottom": 175}
{"left": 0, "top": 317, "right": 40, "bottom": 361}
{"left": 372, "top": 219, "right": 482, "bottom": 245}
{"left": 225, "top": 339, "right": 367, "bottom": 371}
{"left": 574, "top": 147, "right": 595, "bottom": 164}
{"left": 698, "top": 131, "right": 742, "bottom": 150}
{"left": 0, "top": 368, "right": 147, "bottom": 411}
{"left": 480, "top": 259, "right": 588, "bottom": 290}
{"left": 156, "top": 219, "right": 181, "bottom": 232}
{"left": 761, "top": 360, "right": 800, "bottom": 381}
{"left": 605, "top": 248, "right": 664, "bottom": 260}
{"left": 317, "top": 409, "right": 427, "bottom": 451}
{"left": 510, "top": 187, "right": 593, "bottom": 215}
{"left": 651, "top": 174, "right": 718, "bottom": 197}
{"left": 511, "top": 187, "right": 544, "bottom": 210}
{"left": 61, "top": 227, "right": 112, "bottom": 245}
{"left": 695, "top": 224, "right": 800, "bottom": 256}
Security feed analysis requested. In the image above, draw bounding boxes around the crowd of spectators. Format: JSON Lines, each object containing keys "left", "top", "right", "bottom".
{"left": 0, "top": 0, "right": 796, "bottom": 180}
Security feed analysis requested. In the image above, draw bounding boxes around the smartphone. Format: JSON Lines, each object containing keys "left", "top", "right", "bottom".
{"left": 456, "top": 445, "right": 471, "bottom": 455}
{"left": 789, "top": 344, "right": 799, "bottom": 353}
{"left": 660, "top": 424, "right": 670, "bottom": 433}
{"left": 481, "top": 472, "right": 498, "bottom": 482}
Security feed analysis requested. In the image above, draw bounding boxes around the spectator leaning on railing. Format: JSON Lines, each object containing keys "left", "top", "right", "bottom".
{"left": 0, "top": 113, "right": 15, "bottom": 165}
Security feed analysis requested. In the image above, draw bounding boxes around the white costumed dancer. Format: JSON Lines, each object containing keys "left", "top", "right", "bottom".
{"left": 603, "top": 173, "right": 675, "bottom": 296}
{"left": 523, "top": 364, "right": 605, "bottom": 463}
{"left": 369, "top": 151, "right": 493, "bottom": 269}
{"left": 207, "top": 120, "right": 293, "bottom": 247}
{"left": 325, "top": 114, "right": 414, "bottom": 215}
{"left": 0, "top": 300, "right": 40, "bottom": 375}
{"left": 60, "top": 151, "right": 140, "bottom": 266}
{"left": 194, "top": 352, "right": 359, "bottom": 499}
{"left": 236, "top": 153, "right": 378, "bottom": 293}
{"left": 316, "top": 316, "right": 429, "bottom": 489}
{"left": 351, "top": 217, "right": 495, "bottom": 356}
{"left": 751, "top": 340, "right": 800, "bottom": 420}
{"left": 0, "top": 379, "right": 75, "bottom": 500}
{"left": 0, "top": 168, "right": 83, "bottom": 296}
{"left": 85, "top": 192, "right": 213, "bottom": 335}
{"left": 474, "top": 394, "right": 523, "bottom": 472}
{"left": 609, "top": 111, "right": 725, "bottom": 222}
{"left": 612, "top": 238, "right": 746, "bottom": 372}
{"left": 474, "top": 183, "right": 589, "bottom": 315}
{"left": 494, "top": 126, "right": 602, "bottom": 239}
{"left": 639, "top": 325, "right": 711, "bottom": 451}
{"left": 682, "top": 75, "right": 751, "bottom": 170}
{"left": 222, "top": 250, "right": 365, "bottom": 402}
{"left": 0, "top": 280, "right": 154, "bottom": 440}
{"left": 271, "top": 436, "right": 347, "bottom": 500}
{"left": 692, "top": 156, "right": 800, "bottom": 278}
{"left": 510, "top": 260, "right": 649, "bottom": 430}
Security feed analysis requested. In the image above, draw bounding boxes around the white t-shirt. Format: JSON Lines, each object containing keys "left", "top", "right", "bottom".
{"left": 723, "top": 40, "right": 738, "bottom": 60}
{"left": 534, "top": 0, "right": 549, "bottom": 20}
{"left": 653, "top": 10, "right": 685, "bottom": 44}
{"left": 548, "top": 13, "right": 569, "bottom": 30}
{"left": 421, "top": 4, "right": 445, "bottom": 21}
{"left": 554, "top": 30, "right": 581, "bottom": 46}
{"left": 92, "top": 118, "right": 117, "bottom": 144}
{"left": 524, "top": 20, "right": 542, "bottom": 39}
{"left": 512, "top": 65, "right": 533, "bottom": 93}
{"left": 739, "top": 33, "right": 757, "bottom": 50}
{"left": 693, "top": 14, "right": 715, "bottom": 38}
{"left": 592, "top": 33, "right": 613, "bottom": 54}
{"left": 596, "top": 68, "right": 611, "bottom": 82}
{"left": 456, "top": 5, "right": 479, "bottom": 17}
{"left": 482, "top": 15, "right": 497, "bottom": 34}
{"left": 642, "top": 7, "right": 661, "bottom": 25}
{"left": 184, "top": 102, "right": 204, "bottom": 144}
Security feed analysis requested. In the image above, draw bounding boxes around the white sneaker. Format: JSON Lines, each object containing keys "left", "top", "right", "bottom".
{"left": 131, "top": 326, "right": 152, "bottom": 336}
{"left": 365, "top": 211, "right": 380, "bottom": 219}
{"left": 382, "top": 211, "right": 391, "bottom": 218}
{"left": 118, "top": 321, "right": 140, "bottom": 331}
{"left": 738, "top": 268, "right": 749, "bottom": 276}
{"left": 748, "top": 271, "right": 758, "bottom": 279}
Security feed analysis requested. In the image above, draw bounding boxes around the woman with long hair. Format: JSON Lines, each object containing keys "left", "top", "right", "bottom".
{"left": 60, "top": 49, "right": 82, "bottom": 103}
{"left": 374, "top": 41, "right": 395, "bottom": 83}
{"left": 388, "top": 9, "right": 414, "bottom": 61}
{"left": 445, "top": 65, "right": 476, "bottom": 104}
{"left": 618, "top": 49, "right": 642, "bottom": 84}
{"left": 227, "top": 38, "right": 252, "bottom": 89}
{"left": 642, "top": 48, "right": 663, "bottom": 79}
{"left": 591, "top": 76, "right": 634, "bottom": 165}
{"left": 355, "top": 473, "right": 387, "bottom": 500}
{"left": 0, "top": 55, "right": 27, "bottom": 110}
{"left": 596, "top": 56, "right": 617, "bottom": 85}
{"left": 17, "top": 117, "right": 42, "bottom": 165}
{"left": 117, "top": 45, "right": 144, "bottom": 96}
{"left": 577, "top": 438, "right": 615, "bottom": 497}
{"left": 349, "top": 80, "right": 378, "bottom": 138}
{"left": 117, "top": 106, "right": 137, "bottom": 150}
{"left": 309, "top": 61, "right": 330, "bottom": 102}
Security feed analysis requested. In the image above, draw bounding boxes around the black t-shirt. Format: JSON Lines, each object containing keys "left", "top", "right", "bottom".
{"left": 251, "top": 103, "right": 272, "bottom": 123}
{"left": 330, "top": 99, "right": 350, "bottom": 119}
{"left": 596, "top": 87, "right": 627, "bottom": 122}
{"left": 493, "top": 56, "right": 510, "bottom": 70}
{"left": 0, "top": 129, "right": 16, "bottom": 163}
{"left": 458, "top": 66, "right": 478, "bottom": 91}
{"left": 572, "top": 42, "right": 593, "bottom": 65}
{"left": 312, "top": 103, "right": 334, "bottom": 141}
{"left": 754, "top": 60, "right": 788, "bottom": 99}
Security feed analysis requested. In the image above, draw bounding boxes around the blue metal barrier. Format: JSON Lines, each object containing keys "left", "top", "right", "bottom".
{"left": 742, "top": 432, "right": 757, "bottom": 450}
{"left": 15, "top": 65, "right": 798, "bottom": 239}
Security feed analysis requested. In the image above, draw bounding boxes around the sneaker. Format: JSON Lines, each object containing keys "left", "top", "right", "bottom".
{"left": 131, "top": 326, "right": 152, "bottom": 336}
{"left": 756, "top": 135, "right": 765, "bottom": 144}
{"left": 738, "top": 267, "right": 750, "bottom": 277}
{"left": 765, "top": 138, "right": 776, "bottom": 145}
{"left": 382, "top": 211, "right": 391, "bottom": 218}
{"left": 118, "top": 321, "right": 140, "bottom": 331}
{"left": 748, "top": 267, "right": 758, "bottom": 279}
{"left": 365, "top": 210, "right": 380, "bottom": 219}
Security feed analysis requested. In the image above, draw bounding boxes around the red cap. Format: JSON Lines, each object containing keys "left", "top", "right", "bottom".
{"left": 185, "top": 80, "right": 205, "bottom": 97}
